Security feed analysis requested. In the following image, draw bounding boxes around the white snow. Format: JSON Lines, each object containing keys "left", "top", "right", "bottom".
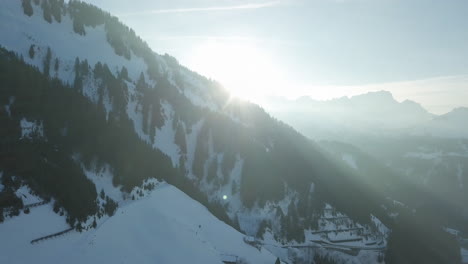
{"left": 207, "top": 154, "right": 245, "bottom": 217}
{"left": 0, "top": 183, "right": 277, "bottom": 264}
{"left": 183, "top": 86, "right": 218, "bottom": 111}
{"left": 101, "top": 89, "right": 113, "bottom": 121}
{"left": 342, "top": 153, "right": 358, "bottom": 169}
{"left": 237, "top": 186, "right": 298, "bottom": 238}
{"left": 0, "top": 1, "right": 224, "bottom": 117}
{"left": 4, "top": 96, "right": 15, "bottom": 117}
{"left": 462, "top": 247, "right": 468, "bottom": 264}
{"left": 19, "top": 118, "right": 43, "bottom": 139}
{"left": 82, "top": 164, "right": 123, "bottom": 203}
{"left": 125, "top": 82, "right": 149, "bottom": 142}
{"left": 444, "top": 227, "right": 460, "bottom": 237}
{"left": 15, "top": 185, "right": 42, "bottom": 205}
{"left": 179, "top": 68, "right": 219, "bottom": 111}
{"left": 153, "top": 101, "right": 180, "bottom": 167}
{"left": 370, "top": 215, "right": 389, "bottom": 237}
{"left": 0, "top": 1, "right": 147, "bottom": 85}
{"left": 81, "top": 75, "right": 101, "bottom": 104}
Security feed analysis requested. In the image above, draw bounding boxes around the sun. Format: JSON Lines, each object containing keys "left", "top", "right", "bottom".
{"left": 187, "top": 39, "right": 285, "bottom": 103}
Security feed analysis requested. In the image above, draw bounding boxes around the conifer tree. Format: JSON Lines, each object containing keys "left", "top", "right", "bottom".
{"left": 136, "top": 72, "right": 146, "bottom": 91}
{"left": 119, "top": 66, "right": 129, "bottom": 81}
{"left": 28, "top": 45, "right": 35, "bottom": 59}
{"left": 73, "top": 17, "right": 85, "bottom": 35}
{"left": 81, "top": 59, "right": 89, "bottom": 75}
{"left": 43, "top": 47, "right": 52, "bottom": 77}
{"left": 41, "top": 0, "right": 52, "bottom": 23}
{"left": 49, "top": 0, "right": 62, "bottom": 22}
{"left": 22, "top": 0, "right": 34, "bottom": 16}
{"left": 54, "top": 58, "right": 59, "bottom": 72}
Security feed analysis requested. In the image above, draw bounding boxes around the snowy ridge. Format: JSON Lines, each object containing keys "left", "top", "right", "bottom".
{"left": 0, "top": 1, "right": 147, "bottom": 84}
{"left": 0, "top": 1, "right": 219, "bottom": 113}
{"left": 0, "top": 183, "right": 277, "bottom": 264}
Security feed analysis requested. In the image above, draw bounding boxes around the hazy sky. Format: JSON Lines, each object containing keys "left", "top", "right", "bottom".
{"left": 84, "top": 0, "right": 468, "bottom": 114}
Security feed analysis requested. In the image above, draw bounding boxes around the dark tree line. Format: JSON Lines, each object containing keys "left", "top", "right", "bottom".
{"left": 0, "top": 47, "right": 235, "bottom": 231}
{"left": 0, "top": 48, "right": 176, "bottom": 224}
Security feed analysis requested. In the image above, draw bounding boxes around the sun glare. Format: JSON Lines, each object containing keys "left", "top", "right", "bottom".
{"left": 187, "top": 40, "right": 285, "bottom": 102}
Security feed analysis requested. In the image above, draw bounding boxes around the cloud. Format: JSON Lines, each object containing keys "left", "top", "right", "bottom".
{"left": 118, "top": 1, "right": 283, "bottom": 17}
{"left": 143, "top": 34, "right": 307, "bottom": 48}
{"left": 145, "top": 35, "right": 254, "bottom": 41}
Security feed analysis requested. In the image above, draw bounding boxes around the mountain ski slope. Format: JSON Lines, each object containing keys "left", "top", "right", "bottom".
{"left": 0, "top": 182, "right": 277, "bottom": 264}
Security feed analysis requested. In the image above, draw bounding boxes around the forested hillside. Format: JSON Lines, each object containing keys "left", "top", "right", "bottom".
{"left": 0, "top": 1, "right": 462, "bottom": 263}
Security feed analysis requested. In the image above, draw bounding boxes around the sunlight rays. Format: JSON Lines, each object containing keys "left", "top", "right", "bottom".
{"left": 187, "top": 39, "right": 287, "bottom": 103}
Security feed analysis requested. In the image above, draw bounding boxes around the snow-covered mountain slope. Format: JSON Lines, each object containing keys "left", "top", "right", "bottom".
{"left": 0, "top": 182, "right": 277, "bottom": 264}
{"left": 0, "top": 1, "right": 144, "bottom": 85}
{"left": 0, "top": 0, "right": 390, "bottom": 238}
{"left": 0, "top": 0, "right": 221, "bottom": 111}
{"left": 3, "top": 1, "right": 463, "bottom": 263}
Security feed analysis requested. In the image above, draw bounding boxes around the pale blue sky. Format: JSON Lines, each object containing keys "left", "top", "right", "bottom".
{"left": 84, "top": 0, "right": 468, "bottom": 114}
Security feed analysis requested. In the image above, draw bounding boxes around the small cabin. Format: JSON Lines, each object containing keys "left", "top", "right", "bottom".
{"left": 243, "top": 236, "right": 256, "bottom": 244}
{"left": 220, "top": 254, "right": 238, "bottom": 264}
{"left": 243, "top": 236, "right": 261, "bottom": 250}
{"left": 445, "top": 227, "right": 460, "bottom": 237}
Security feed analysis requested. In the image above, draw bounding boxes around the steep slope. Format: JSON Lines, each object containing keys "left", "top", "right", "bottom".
{"left": 0, "top": 182, "right": 277, "bottom": 264}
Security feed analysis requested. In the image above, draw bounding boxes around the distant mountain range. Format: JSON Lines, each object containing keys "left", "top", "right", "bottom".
{"left": 263, "top": 91, "right": 467, "bottom": 140}
{"left": 418, "top": 107, "right": 468, "bottom": 138}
